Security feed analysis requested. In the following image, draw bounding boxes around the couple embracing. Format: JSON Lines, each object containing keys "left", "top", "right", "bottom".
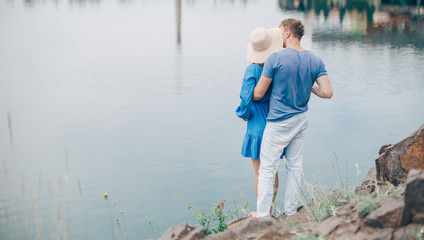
{"left": 236, "top": 18, "right": 333, "bottom": 218}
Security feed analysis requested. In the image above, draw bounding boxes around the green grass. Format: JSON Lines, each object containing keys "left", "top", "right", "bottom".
{"left": 300, "top": 174, "right": 403, "bottom": 222}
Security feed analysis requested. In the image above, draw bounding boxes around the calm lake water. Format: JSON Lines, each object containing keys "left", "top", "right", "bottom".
{"left": 0, "top": 0, "right": 423, "bottom": 239}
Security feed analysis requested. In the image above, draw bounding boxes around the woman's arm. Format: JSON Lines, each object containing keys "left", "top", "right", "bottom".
{"left": 235, "top": 69, "right": 257, "bottom": 120}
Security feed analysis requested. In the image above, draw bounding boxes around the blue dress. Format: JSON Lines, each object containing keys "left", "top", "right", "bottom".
{"left": 235, "top": 64, "right": 272, "bottom": 159}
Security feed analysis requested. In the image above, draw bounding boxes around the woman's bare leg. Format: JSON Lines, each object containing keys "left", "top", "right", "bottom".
{"left": 271, "top": 171, "right": 279, "bottom": 217}
{"left": 273, "top": 171, "right": 279, "bottom": 202}
{"left": 252, "top": 159, "right": 260, "bottom": 198}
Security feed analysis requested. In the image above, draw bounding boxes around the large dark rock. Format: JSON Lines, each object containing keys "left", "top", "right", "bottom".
{"left": 400, "top": 169, "right": 424, "bottom": 225}
{"left": 375, "top": 123, "right": 424, "bottom": 185}
{"left": 159, "top": 222, "right": 206, "bottom": 240}
{"left": 203, "top": 217, "right": 292, "bottom": 240}
{"left": 364, "top": 197, "right": 404, "bottom": 228}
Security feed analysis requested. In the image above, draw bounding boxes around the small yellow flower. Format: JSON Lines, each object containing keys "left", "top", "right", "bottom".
{"left": 104, "top": 192, "right": 108, "bottom": 199}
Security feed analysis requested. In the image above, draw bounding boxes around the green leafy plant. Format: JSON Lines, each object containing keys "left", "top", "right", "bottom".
{"left": 188, "top": 199, "right": 249, "bottom": 234}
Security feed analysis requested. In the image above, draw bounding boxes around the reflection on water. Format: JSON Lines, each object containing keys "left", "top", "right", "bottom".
{"left": 279, "top": 0, "right": 424, "bottom": 48}
{"left": 17, "top": 0, "right": 423, "bottom": 48}
{"left": 21, "top": 0, "right": 101, "bottom": 7}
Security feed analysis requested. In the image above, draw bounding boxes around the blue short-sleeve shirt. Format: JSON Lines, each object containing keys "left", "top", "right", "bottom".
{"left": 262, "top": 48, "right": 328, "bottom": 122}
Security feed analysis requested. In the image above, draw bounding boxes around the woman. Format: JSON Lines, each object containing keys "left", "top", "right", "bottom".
{"left": 235, "top": 27, "right": 283, "bottom": 211}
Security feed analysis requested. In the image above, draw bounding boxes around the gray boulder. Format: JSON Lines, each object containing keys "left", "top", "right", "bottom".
{"left": 400, "top": 169, "right": 424, "bottom": 225}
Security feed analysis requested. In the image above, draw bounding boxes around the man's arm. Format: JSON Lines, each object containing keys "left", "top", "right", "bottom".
{"left": 312, "top": 75, "right": 333, "bottom": 99}
{"left": 253, "top": 75, "right": 272, "bottom": 101}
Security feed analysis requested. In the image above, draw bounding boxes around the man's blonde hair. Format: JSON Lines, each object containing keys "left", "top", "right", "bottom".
{"left": 280, "top": 18, "right": 304, "bottom": 40}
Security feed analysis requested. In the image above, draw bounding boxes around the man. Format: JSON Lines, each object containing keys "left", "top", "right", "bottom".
{"left": 250, "top": 18, "right": 333, "bottom": 218}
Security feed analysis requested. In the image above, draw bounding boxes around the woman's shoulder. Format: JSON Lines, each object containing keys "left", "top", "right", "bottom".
{"left": 245, "top": 63, "right": 263, "bottom": 75}
{"left": 246, "top": 63, "right": 262, "bottom": 69}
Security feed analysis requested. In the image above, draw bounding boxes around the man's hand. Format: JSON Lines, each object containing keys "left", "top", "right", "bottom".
{"left": 312, "top": 75, "right": 333, "bottom": 99}
{"left": 253, "top": 75, "right": 272, "bottom": 100}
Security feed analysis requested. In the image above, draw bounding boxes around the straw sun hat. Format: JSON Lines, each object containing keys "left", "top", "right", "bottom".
{"left": 247, "top": 27, "right": 283, "bottom": 64}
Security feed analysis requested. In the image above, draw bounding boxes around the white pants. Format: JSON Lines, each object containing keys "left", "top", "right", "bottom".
{"left": 257, "top": 112, "right": 308, "bottom": 217}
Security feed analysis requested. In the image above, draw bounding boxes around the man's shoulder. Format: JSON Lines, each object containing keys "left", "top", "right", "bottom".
{"left": 274, "top": 48, "right": 292, "bottom": 56}
{"left": 305, "top": 50, "right": 323, "bottom": 61}
{"left": 276, "top": 48, "right": 313, "bottom": 59}
{"left": 269, "top": 49, "right": 293, "bottom": 63}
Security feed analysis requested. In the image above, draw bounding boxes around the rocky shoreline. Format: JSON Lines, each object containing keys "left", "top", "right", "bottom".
{"left": 154, "top": 124, "right": 424, "bottom": 240}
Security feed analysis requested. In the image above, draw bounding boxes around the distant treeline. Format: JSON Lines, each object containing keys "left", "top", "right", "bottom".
{"left": 279, "top": 0, "right": 422, "bottom": 22}
{"left": 382, "top": 0, "right": 420, "bottom": 6}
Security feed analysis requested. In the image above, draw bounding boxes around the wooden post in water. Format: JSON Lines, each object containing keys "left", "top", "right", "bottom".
{"left": 175, "top": 0, "right": 182, "bottom": 46}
